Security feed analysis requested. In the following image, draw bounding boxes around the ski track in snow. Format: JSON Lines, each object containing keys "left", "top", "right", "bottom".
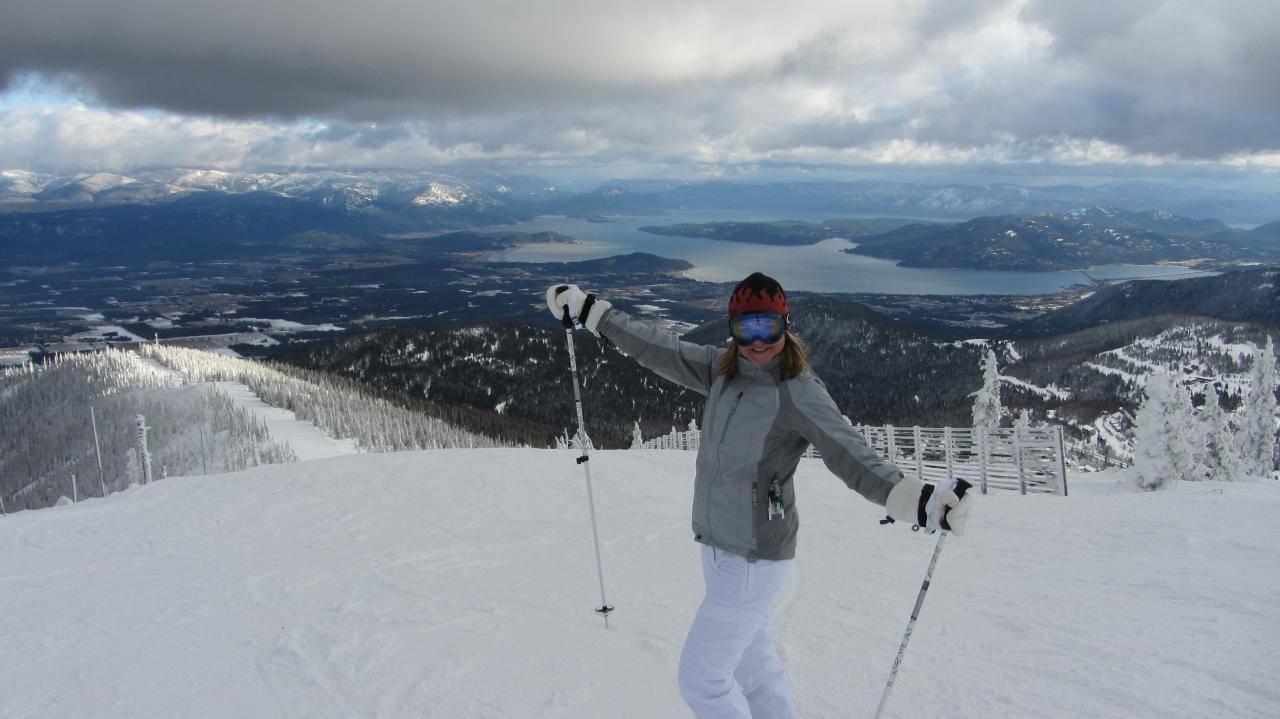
{"left": 139, "top": 355, "right": 358, "bottom": 462}
{"left": 207, "top": 381, "right": 359, "bottom": 461}
{"left": 1, "top": 450, "right": 1278, "bottom": 718}
{"left": 1000, "top": 374, "right": 1070, "bottom": 401}
{"left": 139, "top": 355, "right": 357, "bottom": 462}
{"left": 1084, "top": 361, "right": 1140, "bottom": 383}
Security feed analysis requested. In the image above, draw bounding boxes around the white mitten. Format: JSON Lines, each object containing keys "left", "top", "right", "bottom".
{"left": 545, "top": 284, "right": 611, "bottom": 336}
{"left": 884, "top": 477, "right": 974, "bottom": 536}
{"left": 925, "top": 478, "right": 973, "bottom": 536}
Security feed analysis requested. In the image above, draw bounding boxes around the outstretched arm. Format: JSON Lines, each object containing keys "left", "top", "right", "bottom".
{"left": 781, "top": 375, "right": 918, "bottom": 506}
{"left": 597, "top": 308, "right": 721, "bottom": 397}
{"left": 782, "top": 376, "right": 973, "bottom": 535}
{"left": 546, "top": 283, "right": 721, "bottom": 396}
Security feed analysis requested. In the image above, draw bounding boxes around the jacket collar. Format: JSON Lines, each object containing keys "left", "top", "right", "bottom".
{"left": 734, "top": 353, "right": 782, "bottom": 384}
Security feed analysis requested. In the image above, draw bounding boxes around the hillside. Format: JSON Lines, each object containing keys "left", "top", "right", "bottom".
{"left": 1013, "top": 266, "right": 1280, "bottom": 335}
{"left": 0, "top": 346, "right": 514, "bottom": 511}
{"left": 275, "top": 323, "right": 709, "bottom": 449}
{"left": 0, "top": 349, "right": 300, "bottom": 510}
{"left": 275, "top": 288, "right": 1279, "bottom": 464}
{"left": 276, "top": 299, "right": 988, "bottom": 449}
{"left": 1, "top": 449, "right": 1276, "bottom": 718}
{"left": 845, "top": 210, "right": 1276, "bottom": 270}
{"left": 1207, "top": 220, "right": 1280, "bottom": 253}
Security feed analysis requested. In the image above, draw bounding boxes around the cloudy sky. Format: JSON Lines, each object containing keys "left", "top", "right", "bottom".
{"left": 1, "top": 0, "right": 1277, "bottom": 183}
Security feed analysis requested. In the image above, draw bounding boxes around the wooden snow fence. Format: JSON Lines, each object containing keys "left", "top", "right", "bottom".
{"left": 637, "top": 424, "right": 1068, "bottom": 496}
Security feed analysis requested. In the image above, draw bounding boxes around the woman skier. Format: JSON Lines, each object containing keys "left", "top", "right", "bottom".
{"left": 546, "top": 273, "right": 973, "bottom": 719}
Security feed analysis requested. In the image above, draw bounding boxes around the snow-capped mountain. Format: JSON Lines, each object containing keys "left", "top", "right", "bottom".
{"left": 0, "top": 169, "right": 54, "bottom": 199}
{"left": 6, "top": 170, "right": 1280, "bottom": 229}
{"left": 159, "top": 169, "right": 278, "bottom": 194}
{"left": 0, "top": 168, "right": 546, "bottom": 240}
{"left": 31, "top": 172, "right": 138, "bottom": 203}
{"left": 410, "top": 181, "right": 471, "bottom": 206}
{"left": 0, "top": 168, "right": 522, "bottom": 213}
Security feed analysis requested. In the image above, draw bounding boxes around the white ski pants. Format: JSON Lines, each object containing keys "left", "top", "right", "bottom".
{"left": 678, "top": 544, "right": 797, "bottom": 719}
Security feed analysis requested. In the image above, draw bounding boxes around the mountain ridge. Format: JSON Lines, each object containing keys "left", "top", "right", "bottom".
{"left": 1012, "top": 266, "right": 1280, "bottom": 335}
{"left": 6, "top": 169, "right": 1280, "bottom": 225}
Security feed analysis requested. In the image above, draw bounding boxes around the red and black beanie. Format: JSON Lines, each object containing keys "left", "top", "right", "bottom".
{"left": 728, "top": 272, "right": 788, "bottom": 317}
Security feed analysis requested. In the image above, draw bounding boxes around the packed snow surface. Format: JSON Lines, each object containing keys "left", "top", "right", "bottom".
{"left": 1000, "top": 374, "right": 1071, "bottom": 401}
{"left": 1, "top": 451, "right": 1276, "bottom": 718}
{"left": 210, "top": 381, "right": 359, "bottom": 461}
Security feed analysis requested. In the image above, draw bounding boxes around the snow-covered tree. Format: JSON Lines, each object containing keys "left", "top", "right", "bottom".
{"left": 629, "top": 422, "right": 644, "bottom": 450}
{"left": 971, "top": 348, "right": 1002, "bottom": 430}
{"left": 570, "top": 430, "right": 594, "bottom": 452}
{"left": 1197, "top": 391, "right": 1239, "bottom": 482}
{"left": 1132, "top": 372, "right": 1203, "bottom": 490}
{"left": 1238, "top": 338, "right": 1277, "bottom": 479}
{"left": 1014, "top": 409, "right": 1033, "bottom": 438}
{"left": 1274, "top": 429, "right": 1280, "bottom": 479}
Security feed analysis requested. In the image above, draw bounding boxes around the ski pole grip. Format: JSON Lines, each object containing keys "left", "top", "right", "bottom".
{"left": 554, "top": 286, "right": 577, "bottom": 329}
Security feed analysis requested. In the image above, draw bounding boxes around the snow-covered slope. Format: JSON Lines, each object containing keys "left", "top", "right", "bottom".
{"left": 1, "top": 450, "right": 1276, "bottom": 718}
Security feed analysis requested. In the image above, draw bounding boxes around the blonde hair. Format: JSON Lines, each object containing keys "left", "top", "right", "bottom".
{"left": 714, "top": 328, "right": 809, "bottom": 381}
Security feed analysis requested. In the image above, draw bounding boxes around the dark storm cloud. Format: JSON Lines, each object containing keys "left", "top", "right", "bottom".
{"left": 1, "top": 0, "right": 1278, "bottom": 168}
{"left": 1020, "top": 0, "right": 1280, "bottom": 156}
{"left": 0, "top": 0, "right": 711, "bottom": 119}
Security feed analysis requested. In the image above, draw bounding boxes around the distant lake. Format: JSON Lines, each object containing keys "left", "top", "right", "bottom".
{"left": 483, "top": 210, "right": 1215, "bottom": 296}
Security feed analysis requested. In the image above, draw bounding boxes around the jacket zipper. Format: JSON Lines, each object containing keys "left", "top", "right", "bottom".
{"left": 719, "top": 390, "right": 745, "bottom": 444}
{"left": 707, "top": 389, "right": 745, "bottom": 538}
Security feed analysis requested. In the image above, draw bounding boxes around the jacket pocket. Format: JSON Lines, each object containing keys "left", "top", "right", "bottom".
{"left": 757, "top": 475, "right": 797, "bottom": 556}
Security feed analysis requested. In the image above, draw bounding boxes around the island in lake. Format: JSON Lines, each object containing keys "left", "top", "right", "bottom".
{"left": 637, "top": 218, "right": 925, "bottom": 245}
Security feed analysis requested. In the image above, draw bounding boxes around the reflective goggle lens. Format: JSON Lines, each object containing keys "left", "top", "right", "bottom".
{"left": 730, "top": 313, "right": 787, "bottom": 346}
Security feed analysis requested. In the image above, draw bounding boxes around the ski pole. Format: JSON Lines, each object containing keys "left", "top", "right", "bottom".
{"left": 873, "top": 531, "right": 947, "bottom": 719}
{"left": 560, "top": 305, "right": 615, "bottom": 628}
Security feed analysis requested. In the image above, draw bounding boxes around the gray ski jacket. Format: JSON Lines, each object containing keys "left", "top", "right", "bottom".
{"left": 599, "top": 309, "right": 924, "bottom": 561}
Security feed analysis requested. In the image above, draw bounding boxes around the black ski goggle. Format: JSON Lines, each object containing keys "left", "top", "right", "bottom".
{"left": 730, "top": 312, "right": 787, "bottom": 346}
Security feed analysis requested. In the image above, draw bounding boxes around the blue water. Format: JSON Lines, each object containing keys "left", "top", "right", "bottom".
{"left": 485, "top": 211, "right": 1214, "bottom": 296}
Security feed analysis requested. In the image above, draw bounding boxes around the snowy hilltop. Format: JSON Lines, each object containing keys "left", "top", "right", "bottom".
{"left": 0, "top": 345, "right": 509, "bottom": 511}
{"left": 1, "top": 449, "right": 1277, "bottom": 718}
